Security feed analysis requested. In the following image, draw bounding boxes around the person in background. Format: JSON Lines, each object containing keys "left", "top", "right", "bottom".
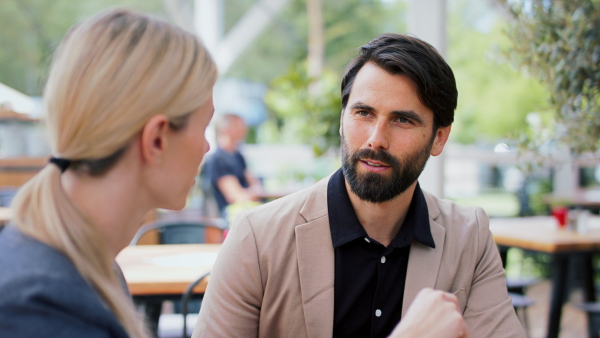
{"left": 202, "top": 113, "right": 263, "bottom": 218}
{"left": 194, "top": 33, "right": 524, "bottom": 337}
{"left": 0, "top": 8, "right": 217, "bottom": 337}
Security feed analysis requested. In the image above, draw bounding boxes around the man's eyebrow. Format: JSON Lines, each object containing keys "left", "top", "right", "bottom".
{"left": 348, "top": 101, "right": 375, "bottom": 111}
{"left": 390, "top": 110, "right": 424, "bottom": 125}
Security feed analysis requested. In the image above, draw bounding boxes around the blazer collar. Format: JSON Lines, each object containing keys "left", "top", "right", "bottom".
{"left": 295, "top": 178, "right": 447, "bottom": 333}
{"left": 423, "top": 188, "right": 441, "bottom": 219}
{"left": 296, "top": 176, "right": 335, "bottom": 338}
{"left": 402, "top": 191, "right": 446, "bottom": 316}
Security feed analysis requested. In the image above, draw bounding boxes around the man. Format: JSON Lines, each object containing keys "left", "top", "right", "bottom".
{"left": 202, "top": 113, "right": 263, "bottom": 218}
{"left": 194, "top": 34, "right": 524, "bottom": 337}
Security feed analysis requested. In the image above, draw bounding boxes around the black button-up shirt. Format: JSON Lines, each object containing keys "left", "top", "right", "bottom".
{"left": 327, "top": 169, "right": 435, "bottom": 338}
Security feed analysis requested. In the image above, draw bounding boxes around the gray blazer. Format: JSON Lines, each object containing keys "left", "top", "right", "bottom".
{"left": 195, "top": 175, "right": 525, "bottom": 337}
{"left": 0, "top": 225, "right": 129, "bottom": 337}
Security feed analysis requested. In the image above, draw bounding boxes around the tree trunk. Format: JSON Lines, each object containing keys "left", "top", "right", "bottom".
{"left": 306, "top": 0, "right": 324, "bottom": 95}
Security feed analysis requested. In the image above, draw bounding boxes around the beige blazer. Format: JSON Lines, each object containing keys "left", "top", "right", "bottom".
{"left": 194, "top": 176, "right": 525, "bottom": 338}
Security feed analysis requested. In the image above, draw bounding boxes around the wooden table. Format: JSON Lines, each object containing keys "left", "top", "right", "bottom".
{"left": 117, "top": 244, "right": 221, "bottom": 334}
{"left": 490, "top": 216, "right": 600, "bottom": 338}
{"left": 117, "top": 243, "right": 221, "bottom": 296}
{"left": 0, "top": 207, "right": 11, "bottom": 226}
{"left": 0, "top": 157, "right": 46, "bottom": 187}
{"left": 491, "top": 216, "right": 600, "bottom": 253}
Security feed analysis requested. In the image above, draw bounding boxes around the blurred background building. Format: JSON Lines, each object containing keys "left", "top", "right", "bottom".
{"left": 0, "top": 0, "right": 598, "bottom": 218}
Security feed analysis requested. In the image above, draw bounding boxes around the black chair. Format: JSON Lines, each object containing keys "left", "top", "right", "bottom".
{"left": 508, "top": 292, "right": 535, "bottom": 334}
{"left": 498, "top": 245, "right": 540, "bottom": 335}
{"left": 180, "top": 271, "right": 211, "bottom": 338}
{"left": 506, "top": 276, "right": 540, "bottom": 295}
{"left": 155, "top": 271, "right": 211, "bottom": 338}
{"left": 130, "top": 219, "right": 224, "bottom": 337}
{"left": 575, "top": 302, "right": 600, "bottom": 338}
{"left": 506, "top": 277, "right": 538, "bottom": 336}
{"left": 130, "top": 219, "right": 226, "bottom": 246}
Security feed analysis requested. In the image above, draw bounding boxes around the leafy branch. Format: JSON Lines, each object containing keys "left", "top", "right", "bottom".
{"left": 498, "top": 0, "right": 600, "bottom": 156}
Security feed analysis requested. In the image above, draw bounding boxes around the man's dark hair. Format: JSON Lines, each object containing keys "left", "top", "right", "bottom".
{"left": 340, "top": 33, "right": 457, "bottom": 129}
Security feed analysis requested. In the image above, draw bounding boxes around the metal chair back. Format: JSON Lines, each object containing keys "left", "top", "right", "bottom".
{"left": 180, "top": 271, "right": 211, "bottom": 338}
{"left": 130, "top": 219, "right": 224, "bottom": 246}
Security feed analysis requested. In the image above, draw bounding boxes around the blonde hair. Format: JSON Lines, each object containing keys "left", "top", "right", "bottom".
{"left": 11, "top": 8, "right": 217, "bottom": 337}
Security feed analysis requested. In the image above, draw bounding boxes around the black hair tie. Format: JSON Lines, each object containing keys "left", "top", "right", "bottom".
{"left": 49, "top": 157, "right": 71, "bottom": 173}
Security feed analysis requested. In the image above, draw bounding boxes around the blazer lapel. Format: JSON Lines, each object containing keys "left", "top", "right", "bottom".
{"left": 295, "top": 177, "right": 335, "bottom": 338}
{"left": 402, "top": 217, "right": 446, "bottom": 316}
{"left": 296, "top": 219, "right": 335, "bottom": 338}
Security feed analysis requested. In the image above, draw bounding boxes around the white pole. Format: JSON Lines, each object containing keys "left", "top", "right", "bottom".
{"left": 194, "top": 0, "right": 223, "bottom": 54}
{"left": 407, "top": 0, "right": 447, "bottom": 198}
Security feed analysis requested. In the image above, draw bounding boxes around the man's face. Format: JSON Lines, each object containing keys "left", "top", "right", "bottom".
{"left": 229, "top": 117, "right": 248, "bottom": 145}
{"left": 340, "top": 62, "right": 450, "bottom": 203}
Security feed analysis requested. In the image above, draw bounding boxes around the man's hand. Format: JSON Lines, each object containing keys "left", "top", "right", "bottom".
{"left": 388, "top": 288, "right": 468, "bottom": 338}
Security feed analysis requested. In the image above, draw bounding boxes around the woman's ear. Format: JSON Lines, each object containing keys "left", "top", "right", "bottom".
{"left": 140, "top": 114, "right": 170, "bottom": 165}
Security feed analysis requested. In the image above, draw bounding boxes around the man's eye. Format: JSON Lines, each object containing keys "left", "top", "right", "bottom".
{"left": 396, "top": 117, "right": 410, "bottom": 124}
{"left": 357, "top": 110, "right": 370, "bottom": 117}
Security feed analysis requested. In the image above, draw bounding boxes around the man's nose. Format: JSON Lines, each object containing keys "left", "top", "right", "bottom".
{"left": 367, "top": 121, "right": 389, "bottom": 150}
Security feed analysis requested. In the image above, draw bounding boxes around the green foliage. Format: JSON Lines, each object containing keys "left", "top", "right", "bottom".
{"left": 248, "top": 0, "right": 406, "bottom": 154}
{"left": 0, "top": 0, "right": 165, "bottom": 95}
{"left": 263, "top": 62, "right": 341, "bottom": 156}
{"left": 225, "top": 200, "right": 262, "bottom": 227}
{"left": 500, "top": 0, "right": 600, "bottom": 155}
{"left": 226, "top": 0, "right": 406, "bottom": 83}
{"left": 261, "top": 0, "right": 553, "bottom": 152}
{"left": 448, "top": 0, "right": 549, "bottom": 144}
{"left": 506, "top": 248, "right": 551, "bottom": 279}
{"left": 450, "top": 191, "right": 520, "bottom": 217}
{"left": 525, "top": 173, "right": 553, "bottom": 215}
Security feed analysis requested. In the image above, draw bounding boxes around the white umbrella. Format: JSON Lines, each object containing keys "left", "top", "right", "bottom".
{"left": 0, "top": 82, "right": 35, "bottom": 115}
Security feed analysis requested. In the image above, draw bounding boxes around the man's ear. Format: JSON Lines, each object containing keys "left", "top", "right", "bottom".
{"left": 140, "top": 114, "right": 170, "bottom": 165}
{"left": 430, "top": 125, "right": 451, "bottom": 157}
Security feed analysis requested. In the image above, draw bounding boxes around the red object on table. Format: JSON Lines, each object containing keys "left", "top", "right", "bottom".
{"left": 551, "top": 207, "right": 568, "bottom": 228}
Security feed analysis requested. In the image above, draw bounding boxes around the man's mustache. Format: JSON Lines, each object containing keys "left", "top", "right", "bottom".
{"left": 350, "top": 148, "right": 400, "bottom": 168}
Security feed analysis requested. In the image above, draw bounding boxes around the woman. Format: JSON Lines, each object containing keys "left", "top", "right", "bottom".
{"left": 0, "top": 8, "right": 216, "bottom": 337}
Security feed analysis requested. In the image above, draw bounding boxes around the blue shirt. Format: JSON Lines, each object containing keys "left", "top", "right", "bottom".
{"left": 203, "top": 148, "right": 249, "bottom": 214}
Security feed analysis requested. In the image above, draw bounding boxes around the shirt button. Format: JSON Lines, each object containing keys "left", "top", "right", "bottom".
{"left": 381, "top": 256, "right": 386, "bottom": 264}
{"left": 375, "top": 309, "right": 382, "bottom": 317}
{"left": 364, "top": 237, "right": 370, "bottom": 243}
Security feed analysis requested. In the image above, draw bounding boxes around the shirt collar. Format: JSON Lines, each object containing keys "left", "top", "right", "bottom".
{"left": 327, "top": 168, "right": 435, "bottom": 249}
{"left": 328, "top": 169, "right": 366, "bottom": 247}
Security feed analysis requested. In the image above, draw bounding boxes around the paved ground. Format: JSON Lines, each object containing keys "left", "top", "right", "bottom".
{"left": 524, "top": 279, "right": 587, "bottom": 338}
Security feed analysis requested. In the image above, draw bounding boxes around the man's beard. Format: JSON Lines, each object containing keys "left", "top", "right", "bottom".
{"left": 341, "top": 134, "right": 433, "bottom": 204}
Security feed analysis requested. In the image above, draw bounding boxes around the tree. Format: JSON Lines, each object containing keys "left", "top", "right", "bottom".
{"left": 257, "top": 0, "right": 407, "bottom": 155}
{"left": 0, "top": 0, "right": 165, "bottom": 96}
{"left": 261, "top": 0, "right": 552, "bottom": 153}
{"left": 448, "top": 0, "right": 550, "bottom": 145}
{"left": 263, "top": 62, "right": 341, "bottom": 156}
{"left": 498, "top": 0, "right": 600, "bottom": 156}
